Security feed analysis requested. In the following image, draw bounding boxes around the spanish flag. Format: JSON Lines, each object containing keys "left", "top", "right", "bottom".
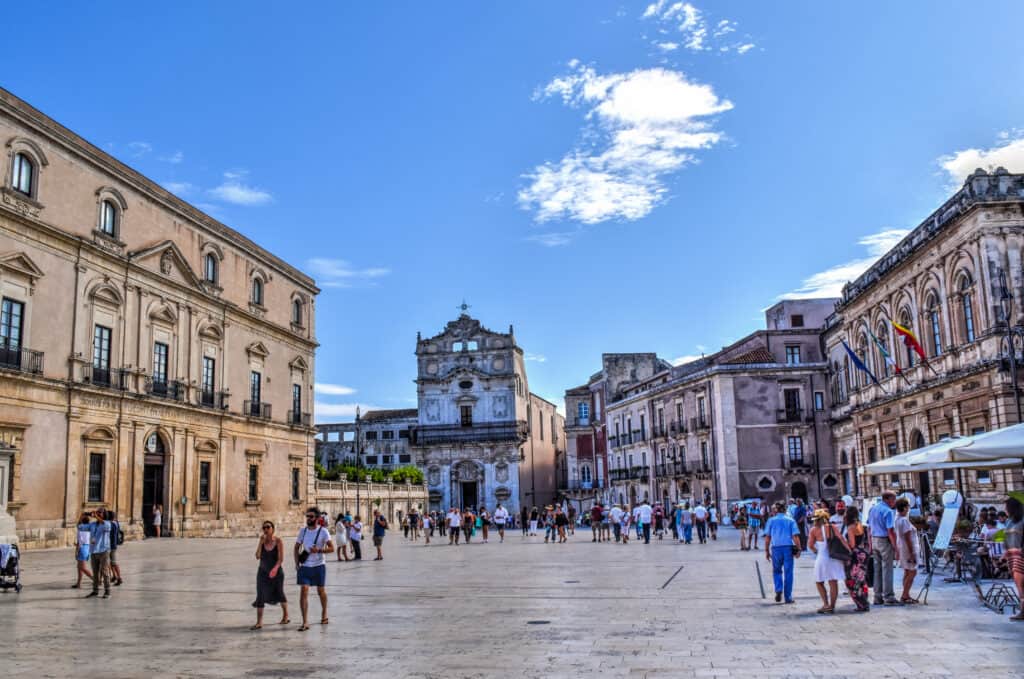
{"left": 893, "top": 322, "right": 927, "bottom": 362}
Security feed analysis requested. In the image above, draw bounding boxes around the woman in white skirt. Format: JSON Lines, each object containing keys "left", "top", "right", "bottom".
{"left": 808, "top": 508, "right": 848, "bottom": 614}
{"left": 334, "top": 513, "right": 350, "bottom": 561}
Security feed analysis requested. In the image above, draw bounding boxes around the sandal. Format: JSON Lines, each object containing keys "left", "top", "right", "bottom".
{"left": 321, "top": 618, "right": 329, "bottom": 625}
{"left": 279, "top": 619, "right": 290, "bottom": 625}
{"left": 249, "top": 624, "right": 262, "bottom": 631}
{"left": 297, "top": 624, "right": 310, "bottom": 632}
{"left": 1010, "top": 612, "right": 1024, "bottom": 621}
{"left": 900, "top": 597, "right": 918, "bottom": 605}
{"left": 816, "top": 606, "right": 830, "bottom": 614}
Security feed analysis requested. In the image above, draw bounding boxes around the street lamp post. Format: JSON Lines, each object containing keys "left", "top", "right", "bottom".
{"left": 998, "top": 269, "right": 1024, "bottom": 423}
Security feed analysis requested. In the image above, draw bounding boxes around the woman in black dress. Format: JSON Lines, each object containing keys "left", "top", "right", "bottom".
{"left": 252, "top": 520, "right": 289, "bottom": 630}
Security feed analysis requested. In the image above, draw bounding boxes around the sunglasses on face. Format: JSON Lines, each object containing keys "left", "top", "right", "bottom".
{"left": 262, "top": 525, "right": 273, "bottom": 530}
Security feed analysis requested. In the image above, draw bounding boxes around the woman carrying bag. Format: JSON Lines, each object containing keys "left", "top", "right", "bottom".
{"left": 808, "top": 509, "right": 849, "bottom": 614}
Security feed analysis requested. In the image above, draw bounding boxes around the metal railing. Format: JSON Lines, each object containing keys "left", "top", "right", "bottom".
{"left": 569, "top": 416, "right": 591, "bottom": 427}
{"left": 412, "top": 420, "right": 528, "bottom": 446}
{"left": 561, "top": 480, "right": 606, "bottom": 491}
{"left": 145, "top": 377, "right": 185, "bottom": 401}
{"left": 198, "top": 389, "right": 229, "bottom": 409}
{"left": 776, "top": 408, "right": 804, "bottom": 423}
{"left": 782, "top": 453, "right": 815, "bottom": 470}
{"left": 690, "top": 417, "right": 709, "bottom": 431}
{"left": 287, "top": 410, "right": 312, "bottom": 426}
{"left": 244, "top": 400, "right": 272, "bottom": 419}
{"left": 0, "top": 341, "right": 43, "bottom": 375}
{"left": 84, "top": 365, "right": 130, "bottom": 390}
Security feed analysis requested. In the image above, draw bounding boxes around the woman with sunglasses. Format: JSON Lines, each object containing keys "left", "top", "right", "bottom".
{"left": 252, "top": 520, "right": 289, "bottom": 630}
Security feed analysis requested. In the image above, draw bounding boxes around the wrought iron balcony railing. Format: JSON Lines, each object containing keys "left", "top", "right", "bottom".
{"left": 412, "top": 420, "right": 528, "bottom": 446}
{"left": 145, "top": 377, "right": 185, "bottom": 401}
{"left": 287, "top": 410, "right": 312, "bottom": 426}
{"left": 0, "top": 340, "right": 43, "bottom": 375}
{"left": 244, "top": 400, "right": 272, "bottom": 419}
{"left": 198, "top": 389, "right": 229, "bottom": 409}
{"left": 84, "top": 365, "right": 130, "bottom": 390}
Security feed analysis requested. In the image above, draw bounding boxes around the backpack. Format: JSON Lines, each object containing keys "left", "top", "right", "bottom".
{"left": 113, "top": 521, "right": 124, "bottom": 546}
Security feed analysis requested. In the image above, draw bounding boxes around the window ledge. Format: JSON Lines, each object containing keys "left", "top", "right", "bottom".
{"left": 289, "top": 499, "right": 303, "bottom": 506}
{"left": 1, "top": 186, "right": 44, "bottom": 217}
{"left": 245, "top": 500, "right": 262, "bottom": 507}
{"left": 290, "top": 322, "right": 305, "bottom": 333}
{"left": 91, "top": 228, "right": 125, "bottom": 248}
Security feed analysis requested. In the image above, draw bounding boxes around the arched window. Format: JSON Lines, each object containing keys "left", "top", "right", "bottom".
{"left": 99, "top": 199, "right": 118, "bottom": 236}
{"left": 857, "top": 335, "right": 871, "bottom": 388}
{"left": 204, "top": 253, "right": 218, "bottom": 284}
{"left": 927, "top": 292, "right": 942, "bottom": 357}
{"left": 292, "top": 298, "right": 303, "bottom": 325}
{"left": 875, "top": 323, "right": 890, "bottom": 377}
{"left": 960, "top": 274, "right": 975, "bottom": 343}
{"left": 12, "top": 152, "right": 34, "bottom": 196}
{"left": 251, "top": 278, "right": 263, "bottom": 306}
{"left": 899, "top": 309, "right": 915, "bottom": 368}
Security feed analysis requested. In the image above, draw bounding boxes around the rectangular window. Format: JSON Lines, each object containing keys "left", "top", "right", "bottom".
{"left": 202, "top": 356, "right": 215, "bottom": 394}
{"left": 791, "top": 314, "right": 804, "bottom": 328}
{"left": 700, "top": 441, "right": 709, "bottom": 468}
{"left": 785, "top": 346, "right": 801, "bottom": 365}
{"left": 0, "top": 297, "right": 24, "bottom": 350}
{"left": 639, "top": 414, "right": 645, "bottom": 440}
{"left": 92, "top": 325, "right": 111, "bottom": 370}
{"left": 868, "top": 446, "right": 877, "bottom": 462}
{"left": 676, "top": 403, "right": 683, "bottom": 427}
{"left": 813, "top": 391, "right": 824, "bottom": 411}
{"left": 291, "top": 467, "right": 301, "bottom": 501}
{"left": 787, "top": 436, "right": 804, "bottom": 463}
{"left": 199, "top": 461, "right": 211, "bottom": 502}
{"left": 382, "top": 455, "right": 392, "bottom": 464}
{"left": 399, "top": 454, "right": 411, "bottom": 463}
{"left": 577, "top": 402, "right": 589, "bottom": 424}
{"left": 366, "top": 431, "right": 378, "bottom": 440}
{"left": 460, "top": 405, "right": 473, "bottom": 427}
{"left": 783, "top": 389, "right": 801, "bottom": 419}
{"left": 250, "top": 371, "right": 261, "bottom": 413}
{"left": 890, "top": 473, "right": 900, "bottom": 486}
{"left": 398, "top": 429, "right": 410, "bottom": 439}
{"left": 87, "top": 453, "right": 104, "bottom": 502}
{"left": 943, "top": 469, "right": 955, "bottom": 486}
{"left": 153, "top": 342, "right": 168, "bottom": 384}
{"left": 539, "top": 414, "right": 544, "bottom": 441}
{"left": 887, "top": 442, "right": 897, "bottom": 458}
{"left": 248, "top": 464, "right": 259, "bottom": 501}
{"left": 365, "top": 455, "right": 378, "bottom": 465}
{"left": 977, "top": 469, "right": 991, "bottom": 484}
{"left": 658, "top": 409, "right": 665, "bottom": 432}
{"left": 697, "top": 398, "right": 706, "bottom": 426}
{"left": 380, "top": 430, "right": 394, "bottom": 440}
{"left": 292, "top": 383, "right": 301, "bottom": 420}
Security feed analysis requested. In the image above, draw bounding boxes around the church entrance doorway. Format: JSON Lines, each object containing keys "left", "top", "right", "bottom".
{"left": 460, "top": 482, "right": 477, "bottom": 510}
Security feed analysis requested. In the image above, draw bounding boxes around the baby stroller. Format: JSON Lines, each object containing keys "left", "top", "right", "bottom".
{"left": 0, "top": 543, "right": 22, "bottom": 592}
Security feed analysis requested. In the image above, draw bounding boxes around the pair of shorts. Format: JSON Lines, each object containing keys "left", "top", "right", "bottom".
{"left": 372, "top": 535, "right": 383, "bottom": 546}
{"left": 296, "top": 564, "right": 326, "bottom": 587}
{"left": 77, "top": 545, "right": 90, "bottom": 562}
{"left": 108, "top": 550, "right": 118, "bottom": 565}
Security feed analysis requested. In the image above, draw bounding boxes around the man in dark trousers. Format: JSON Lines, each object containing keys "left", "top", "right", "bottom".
{"left": 372, "top": 509, "right": 389, "bottom": 561}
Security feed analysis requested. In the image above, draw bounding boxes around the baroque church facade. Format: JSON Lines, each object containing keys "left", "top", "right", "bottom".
{"left": 412, "top": 312, "right": 561, "bottom": 514}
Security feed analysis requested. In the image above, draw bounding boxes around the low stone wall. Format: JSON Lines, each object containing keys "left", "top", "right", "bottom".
{"left": 314, "top": 477, "right": 429, "bottom": 525}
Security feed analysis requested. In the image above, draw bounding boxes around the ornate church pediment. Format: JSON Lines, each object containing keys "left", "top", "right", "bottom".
{"left": 130, "top": 240, "right": 204, "bottom": 290}
{"left": 0, "top": 251, "right": 45, "bottom": 286}
{"left": 246, "top": 341, "right": 270, "bottom": 359}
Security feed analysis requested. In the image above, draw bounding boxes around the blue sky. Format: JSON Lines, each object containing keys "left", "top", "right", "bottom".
{"left": 7, "top": 2, "right": 1024, "bottom": 419}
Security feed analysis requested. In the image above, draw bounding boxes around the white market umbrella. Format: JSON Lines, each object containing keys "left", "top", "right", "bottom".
{"left": 948, "top": 422, "right": 1024, "bottom": 462}
{"left": 860, "top": 433, "right": 1020, "bottom": 474}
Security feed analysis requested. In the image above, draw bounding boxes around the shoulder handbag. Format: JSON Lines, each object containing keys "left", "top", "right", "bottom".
{"left": 827, "top": 524, "right": 852, "bottom": 563}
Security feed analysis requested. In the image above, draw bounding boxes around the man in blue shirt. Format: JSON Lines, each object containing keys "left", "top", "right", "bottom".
{"left": 87, "top": 508, "right": 112, "bottom": 598}
{"left": 764, "top": 502, "right": 800, "bottom": 603}
{"left": 792, "top": 499, "right": 808, "bottom": 551}
{"left": 867, "top": 491, "right": 899, "bottom": 605}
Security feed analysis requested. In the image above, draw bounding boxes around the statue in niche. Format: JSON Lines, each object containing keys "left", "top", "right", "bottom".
{"left": 493, "top": 394, "right": 508, "bottom": 418}
{"left": 495, "top": 462, "right": 509, "bottom": 483}
{"left": 427, "top": 466, "right": 441, "bottom": 486}
{"left": 159, "top": 250, "right": 173, "bottom": 275}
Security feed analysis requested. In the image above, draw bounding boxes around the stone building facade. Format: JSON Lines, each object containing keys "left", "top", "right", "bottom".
{"left": 0, "top": 88, "right": 318, "bottom": 548}
{"left": 825, "top": 168, "right": 1024, "bottom": 504}
{"left": 316, "top": 408, "right": 418, "bottom": 469}
{"left": 411, "top": 312, "right": 562, "bottom": 514}
{"left": 600, "top": 300, "right": 838, "bottom": 511}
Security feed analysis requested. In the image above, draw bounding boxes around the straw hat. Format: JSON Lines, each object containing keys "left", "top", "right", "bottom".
{"left": 813, "top": 508, "right": 831, "bottom": 522}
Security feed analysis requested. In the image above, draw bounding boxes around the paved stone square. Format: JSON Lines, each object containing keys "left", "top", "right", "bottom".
{"left": 1, "top": 527, "right": 1021, "bottom": 678}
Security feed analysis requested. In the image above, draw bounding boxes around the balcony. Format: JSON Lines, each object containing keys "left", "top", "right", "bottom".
{"left": 776, "top": 408, "right": 804, "bottom": 423}
{"left": 244, "top": 400, "right": 272, "bottom": 419}
{"left": 0, "top": 341, "right": 43, "bottom": 375}
{"left": 197, "top": 389, "right": 228, "bottom": 410}
{"left": 561, "top": 480, "right": 606, "bottom": 491}
{"left": 84, "top": 365, "right": 129, "bottom": 390}
{"left": 669, "top": 421, "right": 687, "bottom": 436}
{"left": 568, "top": 416, "right": 591, "bottom": 427}
{"left": 287, "top": 410, "right": 312, "bottom": 427}
{"left": 690, "top": 417, "right": 709, "bottom": 432}
{"left": 651, "top": 425, "right": 667, "bottom": 439}
{"left": 145, "top": 377, "right": 185, "bottom": 402}
{"left": 782, "top": 453, "right": 816, "bottom": 472}
{"left": 412, "top": 420, "right": 528, "bottom": 446}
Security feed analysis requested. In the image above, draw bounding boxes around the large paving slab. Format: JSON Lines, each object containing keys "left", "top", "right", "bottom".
{"left": 0, "top": 527, "right": 1021, "bottom": 678}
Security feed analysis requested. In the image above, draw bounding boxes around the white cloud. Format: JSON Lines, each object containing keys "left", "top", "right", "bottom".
{"left": 520, "top": 63, "right": 732, "bottom": 225}
{"left": 525, "top": 352, "right": 547, "bottom": 363}
{"left": 655, "top": 42, "right": 680, "bottom": 52}
{"left": 209, "top": 171, "right": 273, "bottom": 206}
{"left": 781, "top": 228, "right": 910, "bottom": 299}
{"left": 314, "top": 383, "right": 357, "bottom": 396}
{"left": 671, "top": 354, "right": 703, "bottom": 366}
{"left": 160, "top": 150, "right": 184, "bottom": 164}
{"left": 161, "top": 181, "right": 194, "bottom": 196}
{"left": 314, "top": 402, "right": 378, "bottom": 420}
{"left": 526, "top": 231, "right": 578, "bottom": 247}
{"left": 127, "top": 141, "right": 152, "bottom": 157}
{"left": 939, "top": 133, "right": 1024, "bottom": 185}
{"left": 642, "top": 2, "right": 755, "bottom": 54}
{"left": 306, "top": 258, "right": 390, "bottom": 288}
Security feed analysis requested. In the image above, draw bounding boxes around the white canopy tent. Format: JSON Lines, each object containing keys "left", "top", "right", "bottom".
{"left": 947, "top": 422, "right": 1024, "bottom": 462}
{"left": 860, "top": 432, "right": 1019, "bottom": 474}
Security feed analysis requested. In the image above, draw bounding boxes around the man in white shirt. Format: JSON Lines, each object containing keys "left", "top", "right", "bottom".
{"left": 638, "top": 501, "right": 653, "bottom": 544}
{"left": 493, "top": 503, "right": 509, "bottom": 543}
{"left": 693, "top": 503, "right": 709, "bottom": 544}
{"left": 294, "top": 506, "right": 334, "bottom": 631}
{"left": 610, "top": 504, "right": 624, "bottom": 542}
{"left": 446, "top": 508, "right": 462, "bottom": 545}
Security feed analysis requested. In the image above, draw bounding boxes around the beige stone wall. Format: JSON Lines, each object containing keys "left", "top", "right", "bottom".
{"left": 0, "top": 89, "right": 318, "bottom": 548}
{"left": 520, "top": 394, "right": 564, "bottom": 508}
{"left": 313, "top": 479, "right": 429, "bottom": 527}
